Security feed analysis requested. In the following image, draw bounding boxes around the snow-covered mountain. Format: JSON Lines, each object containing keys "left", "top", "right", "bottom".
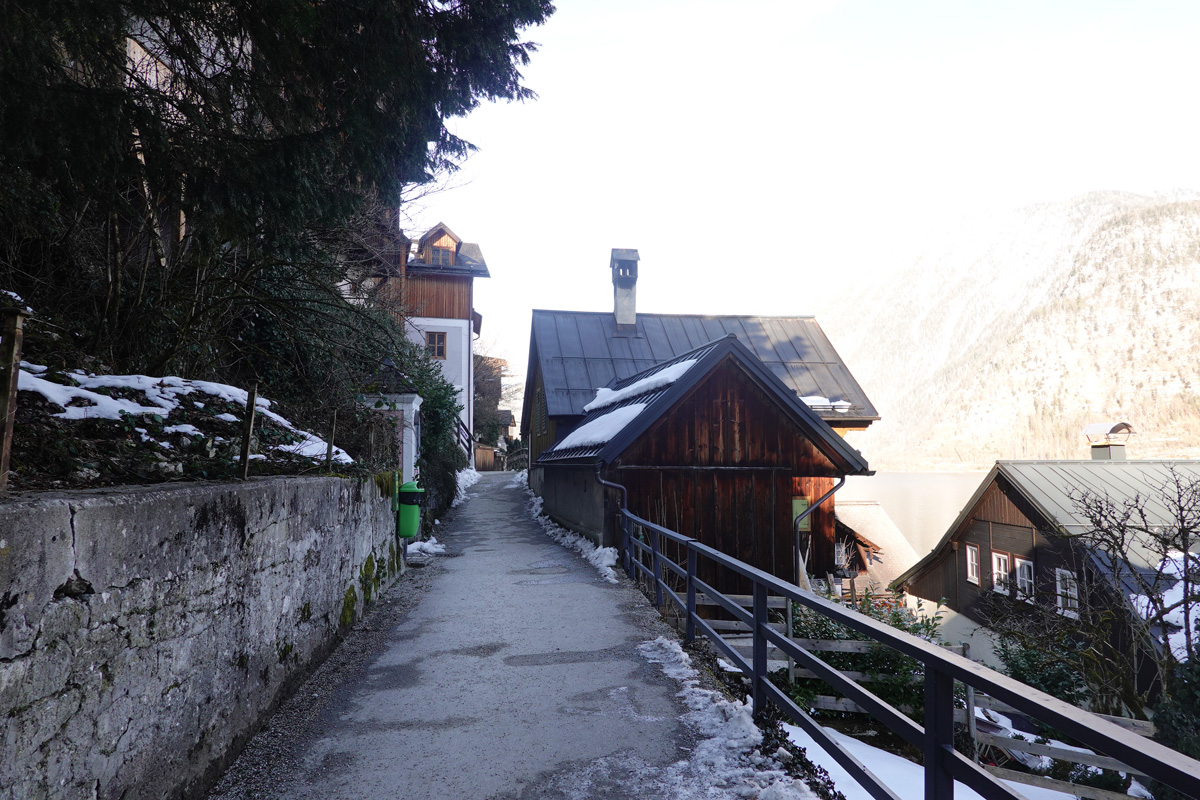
{"left": 824, "top": 191, "right": 1200, "bottom": 470}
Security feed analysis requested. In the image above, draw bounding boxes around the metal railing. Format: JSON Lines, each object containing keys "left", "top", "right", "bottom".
{"left": 619, "top": 507, "right": 1200, "bottom": 800}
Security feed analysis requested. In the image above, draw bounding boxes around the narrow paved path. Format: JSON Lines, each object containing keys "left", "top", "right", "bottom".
{"left": 213, "top": 471, "right": 703, "bottom": 799}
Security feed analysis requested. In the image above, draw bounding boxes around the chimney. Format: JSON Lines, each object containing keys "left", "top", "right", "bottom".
{"left": 1083, "top": 422, "right": 1133, "bottom": 461}
{"left": 610, "top": 248, "right": 639, "bottom": 332}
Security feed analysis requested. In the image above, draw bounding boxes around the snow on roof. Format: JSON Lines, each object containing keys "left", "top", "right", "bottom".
{"left": 1128, "top": 550, "right": 1195, "bottom": 660}
{"left": 584, "top": 359, "right": 697, "bottom": 413}
{"left": 551, "top": 403, "right": 647, "bottom": 452}
{"left": 835, "top": 501, "right": 920, "bottom": 586}
{"left": 16, "top": 363, "right": 352, "bottom": 464}
{"left": 801, "top": 395, "right": 852, "bottom": 414}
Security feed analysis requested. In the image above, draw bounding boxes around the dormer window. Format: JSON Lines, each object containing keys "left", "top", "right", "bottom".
{"left": 430, "top": 245, "right": 453, "bottom": 266}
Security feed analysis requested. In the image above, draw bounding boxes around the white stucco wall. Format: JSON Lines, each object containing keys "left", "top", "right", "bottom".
{"left": 406, "top": 316, "right": 473, "bottom": 439}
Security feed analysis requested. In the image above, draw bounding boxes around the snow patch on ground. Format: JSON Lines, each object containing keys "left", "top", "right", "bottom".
{"left": 407, "top": 537, "right": 446, "bottom": 557}
{"left": 514, "top": 471, "right": 618, "bottom": 583}
{"left": 784, "top": 722, "right": 1073, "bottom": 800}
{"left": 453, "top": 467, "right": 482, "bottom": 507}
{"left": 15, "top": 363, "right": 352, "bottom": 463}
{"left": 638, "top": 637, "right": 817, "bottom": 799}
{"left": 2, "top": 290, "right": 33, "bottom": 313}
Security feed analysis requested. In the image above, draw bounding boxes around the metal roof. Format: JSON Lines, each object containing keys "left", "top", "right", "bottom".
{"left": 536, "top": 335, "right": 871, "bottom": 476}
{"left": 895, "top": 460, "right": 1200, "bottom": 588}
{"left": 523, "top": 310, "right": 879, "bottom": 427}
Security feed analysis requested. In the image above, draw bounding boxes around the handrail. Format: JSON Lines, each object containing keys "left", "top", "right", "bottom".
{"left": 619, "top": 507, "right": 1200, "bottom": 800}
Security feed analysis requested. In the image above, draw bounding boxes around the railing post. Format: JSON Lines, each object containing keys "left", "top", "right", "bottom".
{"left": 685, "top": 546, "right": 697, "bottom": 643}
{"left": 628, "top": 515, "right": 638, "bottom": 578}
{"left": 650, "top": 525, "right": 663, "bottom": 608}
{"left": 752, "top": 581, "right": 769, "bottom": 715}
{"left": 238, "top": 382, "right": 258, "bottom": 480}
{"left": 924, "top": 666, "right": 955, "bottom": 800}
{"left": 963, "top": 641, "right": 978, "bottom": 763}
{"left": 0, "top": 308, "right": 27, "bottom": 492}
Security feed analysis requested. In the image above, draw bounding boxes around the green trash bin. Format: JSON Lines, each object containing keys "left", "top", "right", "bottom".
{"left": 398, "top": 480, "right": 424, "bottom": 539}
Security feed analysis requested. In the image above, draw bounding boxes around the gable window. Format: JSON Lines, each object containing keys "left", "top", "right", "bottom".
{"left": 1014, "top": 557, "right": 1034, "bottom": 600}
{"left": 965, "top": 544, "right": 980, "bottom": 585}
{"left": 1056, "top": 569, "right": 1080, "bottom": 618}
{"left": 430, "top": 245, "right": 453, "bottom": 266}
{"left": 992, "top": 552, "right": 1011, "bottom": 594}
{"left": 426, "top": 331, "right": 446, "bottom": 359}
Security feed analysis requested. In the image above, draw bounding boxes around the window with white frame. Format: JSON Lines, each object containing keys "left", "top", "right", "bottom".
{"left": 1056, "top": 569, "right": 1080, "bottom": 618}
{"left": 992, "top": 552, "right": 1011, "bottom": 594}
{"left": 1014, "top": 557, "right": 1034, "bottom": 600}
{"left": 966, "top": 544, "right": 980, "bottom": 585}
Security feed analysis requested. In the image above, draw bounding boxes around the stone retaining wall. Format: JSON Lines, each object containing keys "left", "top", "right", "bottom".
{"left": 0, "top": 476, "right": 401, "bottom": 800}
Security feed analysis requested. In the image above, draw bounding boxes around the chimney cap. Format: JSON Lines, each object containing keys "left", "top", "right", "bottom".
{"left": 1083, "top": 422, "right": 1134, "bottom": 443}
{"left": 610, "top": 248, "right": 640, "bottom": 263}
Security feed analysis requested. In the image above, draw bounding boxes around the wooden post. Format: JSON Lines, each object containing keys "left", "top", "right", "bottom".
{"left": 963, "top": 641, "right": 979, "bottom": 763}
{"left": 0, "top": 309, "right": 28, "bottom": 492}
{"left": 239, "top": 382, "right": 258, "bottom": 480}
{"left": 324, "top": 409, "right": 337, "bottom": 471}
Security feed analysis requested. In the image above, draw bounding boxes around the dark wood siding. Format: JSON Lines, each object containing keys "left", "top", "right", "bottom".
{"left": 906, "top": 475, "right": 1045, "bottom": 622}
{"left": 527, "top": 369, "right": 559, "bottom": 464}
{"left": 617, "top": 358, "right": 841, "bottom": 475}
{"left": 613, "top": 357, "right": 845, "bottom": 591}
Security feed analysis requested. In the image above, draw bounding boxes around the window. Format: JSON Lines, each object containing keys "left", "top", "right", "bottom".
{"left": 430, "top": 245, "right": 453, "bottom": 266}
{"left": 792, "top": 496, "right": 811, "bottom": 532}
{"left": 966, "top": 544, "right": 980, "bottom": 585}
{"left": 1056, "top": 569, "right": 1080, "bottom": 618}
{"left": 1014, "top": 557, "right": 1034, "bottom": 600}
{"left": 425, "top": 331, "right": 446, "bottom": 359}
{"left": 992, "top": 552, "right": 1010, "bottom": 594}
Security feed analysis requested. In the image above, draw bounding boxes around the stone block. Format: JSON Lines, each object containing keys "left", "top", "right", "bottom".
{"left": 0, "top": 498, "right": 75, "bottom": 660}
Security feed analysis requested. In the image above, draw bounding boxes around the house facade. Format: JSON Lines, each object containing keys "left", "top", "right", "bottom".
{"left": 894, "top": 457, "right": 1200, "bottom": 697}
{"left": 372, "top": 221, "right": 489, "bottom": 463}
{"left": 523, "top": 249, "right": 879, "bottom": 585}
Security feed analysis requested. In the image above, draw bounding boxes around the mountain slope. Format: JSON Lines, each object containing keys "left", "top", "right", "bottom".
{"left": 825, "top": 192, "right": 1200, "bottom": 469}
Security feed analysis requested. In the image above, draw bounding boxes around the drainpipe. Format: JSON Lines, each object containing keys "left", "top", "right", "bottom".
{"left": 595, "top": 464, "right": 631, "bottom": 572}
{"left": 794, "top": 476, "right": 846, "bottom": 592}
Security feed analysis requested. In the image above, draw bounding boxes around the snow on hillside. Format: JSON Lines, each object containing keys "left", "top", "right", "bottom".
{"left": 825, "top": 191, "right": 1200, "bottom": 469}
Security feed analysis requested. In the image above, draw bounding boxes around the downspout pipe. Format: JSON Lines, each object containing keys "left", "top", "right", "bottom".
{"left": 595, "top": 464, "right": 631, "bottom": 574}
{"left": 794, "top": 476, "right": 846, "bottom": 592}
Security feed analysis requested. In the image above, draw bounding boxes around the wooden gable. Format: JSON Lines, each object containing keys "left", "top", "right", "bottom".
{"left": 612, "top": 356, "right": 847, "bottom": 588}
{"left": 614, "top": 356, "right": 842, "bottom": 475}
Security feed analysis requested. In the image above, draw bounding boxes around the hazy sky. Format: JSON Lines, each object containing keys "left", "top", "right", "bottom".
{"left": 409, "top": 0, "right": 1200, "bottom": 390}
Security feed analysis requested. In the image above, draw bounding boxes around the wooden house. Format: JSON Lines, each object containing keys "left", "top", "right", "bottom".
{"left": 534, "top": 334, "right": 873, "bottom": 589}
{"left": 523, "top": 249, "right": 877, "bottom": 465}
{"left": 521, "top": 248, "right": 879, "bottom": 583}
{"left": 894, "top": 458, "right": 1200, "bottom": 700}
{"left": 371, "top": 221, "right": 489, "bottom": 461}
